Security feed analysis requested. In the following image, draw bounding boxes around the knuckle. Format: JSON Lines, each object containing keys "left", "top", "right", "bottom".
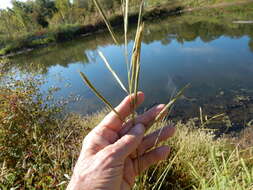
{"left": 104, "top": 155, "right": 115, "bottom": 165}
{"left": 108, "top": 147, "right": 118, "bottom": 157}
{"left": 102, "top": 155, "right": 115, "bottom": 166}
{"left": 103, "top": 148, "right": 118, "bottom": 161}
{"left": 122, "top": 135, "right": 134, "bottom": 145}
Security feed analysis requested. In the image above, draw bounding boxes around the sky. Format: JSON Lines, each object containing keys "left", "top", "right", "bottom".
{"left": 0, "top": 0, "right": 27, "bottom": 9}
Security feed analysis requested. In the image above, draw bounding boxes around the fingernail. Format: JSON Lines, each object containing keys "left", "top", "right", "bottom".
{"left": 133, "top": 123, "right": 145, "bottom": 135}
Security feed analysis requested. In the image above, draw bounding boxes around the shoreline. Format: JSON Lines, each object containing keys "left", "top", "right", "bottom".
{"left": 1, "top": 0, "right": 253, "bottom": 58}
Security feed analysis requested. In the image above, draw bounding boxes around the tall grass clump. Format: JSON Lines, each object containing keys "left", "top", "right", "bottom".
{"left": 133, "top": 119, "right": 253, "bottom": 189}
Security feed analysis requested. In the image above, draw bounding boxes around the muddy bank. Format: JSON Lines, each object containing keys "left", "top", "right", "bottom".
{"left": 168, "top": 91, "right": 253, "bottom": 136}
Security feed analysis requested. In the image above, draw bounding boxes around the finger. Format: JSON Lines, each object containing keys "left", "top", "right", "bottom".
{"left": 99, "top": 92, "right": 145, "bottom": 132}
{"left": 81, "top": 126, "right": 119, "bottom": 156}
{"left": 104, "top": 123, "right": 145, "bottom": 160}
{"left": 137, "top": 125, "right": 175, "bottom": 155}
{"left": 119, "top": 104, "right": 166, "bottom": 137}
{"left": 123, "top": 157, "right": 136, "bottom": 188}
{"left": 133, "top": 146, "right": 170, "bottom": 175}
{"left": 121, "top": 180, "right": 131, "bottom": 190}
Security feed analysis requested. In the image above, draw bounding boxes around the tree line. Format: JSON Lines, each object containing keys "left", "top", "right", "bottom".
{"left": 0, "top": 0, "right": 135, "bottom": 39}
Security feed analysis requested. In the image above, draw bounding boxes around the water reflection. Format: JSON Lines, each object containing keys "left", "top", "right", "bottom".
{"left": 9, "top": 12, "right": 253, "bottom": 132}
{"left": 11, "top": 13, "right": 253, "bottom": 73}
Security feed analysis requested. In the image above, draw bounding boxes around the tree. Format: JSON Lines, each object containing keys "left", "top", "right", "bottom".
{"left": 73, "top": 0, "right": 87, "bottom": 8}
{"left": 55, "top": 0, "right": 71, "bottom": 22}
{"left": 33, "top": 0, "right": 57, "bottom": 27}
{"left": 11, "top": 0, "right": 42, "bottom": 32}
{"left": 0, "top": 10, "right": 13, "bottom": 38}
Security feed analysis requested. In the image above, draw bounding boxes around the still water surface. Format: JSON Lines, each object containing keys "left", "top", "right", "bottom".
{"left": 11, "top": 14, "right": 253, "bottom": 130}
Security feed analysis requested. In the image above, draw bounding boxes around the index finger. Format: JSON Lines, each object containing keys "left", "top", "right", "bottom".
{"left": 98, "top": 92, "right": 145, "bottom": 132}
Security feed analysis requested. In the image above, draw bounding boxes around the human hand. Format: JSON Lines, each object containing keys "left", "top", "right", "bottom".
{"left": 67, "top": 92, "right": 175, "bottom": 190}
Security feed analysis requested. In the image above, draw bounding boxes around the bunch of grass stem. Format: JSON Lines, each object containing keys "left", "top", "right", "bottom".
{"left": 79, "top": 0, "right": 190, "bottom": 187}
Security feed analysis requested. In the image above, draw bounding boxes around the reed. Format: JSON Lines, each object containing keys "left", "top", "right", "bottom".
{"left": 98, "top": 50, "right": 128, "bottom": 94}
{"left": 79, "top": 71, "right": 123, "bottom": 121}
{"left": 92, "top": 0, "right": 119, "bottom": 44}
{"left": 80, "top": 0, "right": 189, "bottom": 134}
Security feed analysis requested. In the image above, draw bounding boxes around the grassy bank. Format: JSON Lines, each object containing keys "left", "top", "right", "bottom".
{"left": 1, "top": 0, "right": 253, "bottom": 56}
{"left": 0, "top": 71, "right": 253, "bottom": 189}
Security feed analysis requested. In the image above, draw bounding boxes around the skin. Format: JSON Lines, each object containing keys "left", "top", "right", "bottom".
{"left": 67, "top": 92, "right": 175, "bottom": 190}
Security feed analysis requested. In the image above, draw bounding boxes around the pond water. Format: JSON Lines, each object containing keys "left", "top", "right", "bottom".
{"left": 9, "top": 9, "right": 253, "bottom": 132}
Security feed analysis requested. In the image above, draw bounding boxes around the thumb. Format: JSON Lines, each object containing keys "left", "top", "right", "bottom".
{"left": 110, "top": 123, "right": 145, "bottom": 160}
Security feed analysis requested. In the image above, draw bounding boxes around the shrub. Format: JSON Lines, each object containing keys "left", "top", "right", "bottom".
{"left": 0, "top": 76, "right": 63, "bottom": 188}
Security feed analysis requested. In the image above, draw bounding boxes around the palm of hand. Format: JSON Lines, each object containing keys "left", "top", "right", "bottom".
{"left": 67, "top": 92, "right": 175, "bottom": 190}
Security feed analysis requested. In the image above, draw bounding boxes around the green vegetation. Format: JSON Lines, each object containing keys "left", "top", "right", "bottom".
{"left": 0, "top": 75, "right": 253, "bottom": 189}
{"left": 1, "top": 0, "right": 253, "bottom": 189}
{"left": 1, "top": 0, "right": 253, "bottom": 56}
{"left": 5, "top": 6, "right": 253, "bottom": 75}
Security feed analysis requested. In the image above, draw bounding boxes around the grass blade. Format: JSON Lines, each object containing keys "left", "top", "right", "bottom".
{"left": 98, "top": 50, "right": 128, "bottom": 94}
{"left": 124, "top": 0, "right": 131, "bottom": 91}
{"left": 79, "top": 71, "right": 123, "bottom": 121}
{"left": 124, "top": 0, "right": 129, "bottom": 60}
{"left": 130, "top": 0, "right": 145, "bottom": 58}
{"left": 137, "top": 0, "right": 145, "bottom": 29}
{"left": 130, "top": 23, "right": 144, "bottom": 94}
{"left": 152, "top": 146, "right": 184, "bottom": 190}
{"left": 200, "top": 107, "right": 203, "bottom": 125}
{"left": 124, "top": 0, "right": 129, "bottom": 37}
{"left": 128, "top": 24, "right": 144, "bottom": 185}
{"left": 92, "top": 0, "right": 119, "bottom": 44}
{"left": 134, "top": 63, "right": 141, "bottom": 96}
{"left": 154, "top": 84, "right": 191, "bottom": 123}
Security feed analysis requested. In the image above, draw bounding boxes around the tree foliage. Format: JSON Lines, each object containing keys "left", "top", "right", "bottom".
{"left": 0, "top": 0, "right": 123, "bottom": 38}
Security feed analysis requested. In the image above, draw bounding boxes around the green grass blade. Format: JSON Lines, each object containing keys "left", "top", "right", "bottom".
{"left": 152, "top": 146, "right": 184, "bottom": 190}
{"left": 92, "top": 0, "right": 119, "bottom": 44}
{"left": 154, "top": 84, "right": 191, "bottom": 123}
{"left": 79, "top": 71, "right": 123, "bottom": 121}
{"left": 98, "top": 50, "right": 128, "bottom": 94}
{"left": 241, "top": 158, "right": 252, "bottom": 183}
{"left": 200, "top": 113, "right": 225, "bottom": 128}
{"left": 188, "top": 162, "right": 202, "bottom": 180}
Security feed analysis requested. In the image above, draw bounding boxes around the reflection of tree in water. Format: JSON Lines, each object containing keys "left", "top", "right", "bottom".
{"left": 11, "top": 31, "right": 119, "bottom": 74}
{"left": 12, "top": 39, "right": 92, "bottom": 74}
{"left": 144, "top": 15, "right": 253, "bottom": 45}
{"left": 11, "top": 11, "right": 253, "bottom": 74}
{"left": 249, "top": 39, "right": 253, "bottom": 52}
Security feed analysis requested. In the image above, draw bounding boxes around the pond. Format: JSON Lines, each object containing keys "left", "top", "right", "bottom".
{"left": 8, "top": 7, "right": 253, "bottom": 132}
